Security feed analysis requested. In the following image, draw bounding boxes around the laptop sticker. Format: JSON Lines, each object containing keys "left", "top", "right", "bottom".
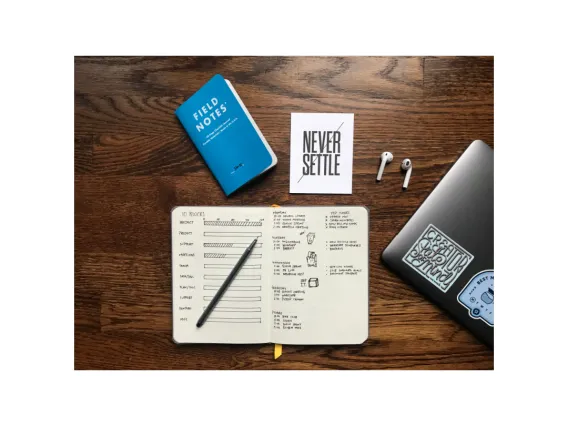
{"left": 403, "top": 224, "right": 474, "bottom": 293}
{"left": 458, "top": 270, "right": 494, "bottom": 327}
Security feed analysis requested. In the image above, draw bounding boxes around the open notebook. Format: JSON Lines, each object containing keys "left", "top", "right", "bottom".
{"left": 171, "top": 206, "right": 369, "bottom": 344}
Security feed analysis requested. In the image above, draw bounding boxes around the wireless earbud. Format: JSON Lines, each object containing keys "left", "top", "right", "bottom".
{"left": 401, "top": 158, "right": 412, "bottom": 190}
{"left": 376, "top": 152, "right": 393, "bottom": 182}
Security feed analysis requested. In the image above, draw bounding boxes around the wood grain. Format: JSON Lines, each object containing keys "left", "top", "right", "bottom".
{"left": 74, "top": 56, "right": 494, "bottom": 369}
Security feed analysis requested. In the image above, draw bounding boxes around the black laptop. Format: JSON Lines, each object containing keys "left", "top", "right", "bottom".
{"left": 382, "top": 140, "right": 494, "bottom": 348}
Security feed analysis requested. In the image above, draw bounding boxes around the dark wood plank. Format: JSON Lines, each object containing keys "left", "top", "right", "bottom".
{"left": 75, "top": 56, "right": 424, "bottom": 98}
{"left": 424, "top": 56, "right": 494, "bottom": 99}
{"left": 75, "top": 284, "right": 490, "bottom": 369}
{"left": 74, "top": 56, "right": 494, "bottom": 369}
{"left": 74, "top": 100, "right": 492, "bottom": 174}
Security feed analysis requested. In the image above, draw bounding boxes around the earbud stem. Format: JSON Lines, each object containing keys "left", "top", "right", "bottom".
{"left": 403, "top": 167, "right": 412, "bottom": 190}
{"left": 376, "top": 160, "right": 387, "bottom": 181}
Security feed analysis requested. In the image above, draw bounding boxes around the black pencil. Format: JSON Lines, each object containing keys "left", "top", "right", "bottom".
{"left": 196, "top": 238, "right": 258, "bottom": 328}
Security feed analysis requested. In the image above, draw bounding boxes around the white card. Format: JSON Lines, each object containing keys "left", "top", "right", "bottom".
{"left": 289, "top": 113, "right": 354, "bottom": 194}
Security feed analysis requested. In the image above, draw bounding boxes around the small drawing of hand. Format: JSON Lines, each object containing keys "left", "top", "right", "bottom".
{"left": 307, "top": 252, "right": 317, "bottom": 266}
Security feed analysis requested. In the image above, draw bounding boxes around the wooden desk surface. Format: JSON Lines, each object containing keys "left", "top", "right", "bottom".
{"left": 75, "top": 56, "right": 494, "bottom": 369}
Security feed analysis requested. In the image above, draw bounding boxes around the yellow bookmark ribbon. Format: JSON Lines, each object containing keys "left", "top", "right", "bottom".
{"left": 274, "top": 344, "right": 282, "bottom": 359}
{"left": 271, "top": 204, "right": 282, "bottom": 360}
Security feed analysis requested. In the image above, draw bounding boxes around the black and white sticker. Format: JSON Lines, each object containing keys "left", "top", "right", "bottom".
{"left": 403, "top": 224, "right": 474, "bottom": 293}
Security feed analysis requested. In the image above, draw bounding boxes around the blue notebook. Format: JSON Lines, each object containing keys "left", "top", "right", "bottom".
{"left": 176, "top": 74, "right": 277, "bottom": 195}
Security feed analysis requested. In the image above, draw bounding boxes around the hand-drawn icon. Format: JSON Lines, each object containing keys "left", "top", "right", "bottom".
{"left": 458, "top": 270, "right": 494, "bottom": 327}
{"left": 307, "top": 251, "right": 317, "bottom": 267}
{"left": 308, "top": 278, "right": 319, "bottom": 288}
{"left": 481, "top": 288, "right": 494, "bottom": 304}
{"left": 306, "top": 232, "right": 315, "bottom": 244}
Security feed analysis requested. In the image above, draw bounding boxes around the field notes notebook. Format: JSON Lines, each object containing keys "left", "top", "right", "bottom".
{"left": 172, "top": 206, "right": 369, "bottom": 344}
{"left": 175, "top": 74, "right": 277, "bottom": 196}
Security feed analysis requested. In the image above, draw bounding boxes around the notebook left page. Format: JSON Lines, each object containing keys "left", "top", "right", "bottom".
{"left": 171, "top": 206, "right": 271, "bottom": 343}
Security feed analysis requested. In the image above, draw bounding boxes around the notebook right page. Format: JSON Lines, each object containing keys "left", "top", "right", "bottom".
{"left": 269, "top": 206, "right": 369, "bottom": 344}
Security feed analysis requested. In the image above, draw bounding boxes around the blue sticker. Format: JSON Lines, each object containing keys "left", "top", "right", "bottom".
{"left": 458, "top": 270, "right": 494, "bottom": 327}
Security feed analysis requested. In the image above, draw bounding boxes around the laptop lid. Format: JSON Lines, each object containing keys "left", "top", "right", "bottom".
{"left": 382, "top": 140, "right": 494, "bottom": 348}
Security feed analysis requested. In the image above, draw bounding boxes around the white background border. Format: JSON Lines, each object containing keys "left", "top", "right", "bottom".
{"left": 2, "top": 1, "right": 567, "bottom": 425}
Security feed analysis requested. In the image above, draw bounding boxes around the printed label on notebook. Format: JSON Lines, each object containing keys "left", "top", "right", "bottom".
{"left": 403, "top": 224, "right": 474, "bottom": 292}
